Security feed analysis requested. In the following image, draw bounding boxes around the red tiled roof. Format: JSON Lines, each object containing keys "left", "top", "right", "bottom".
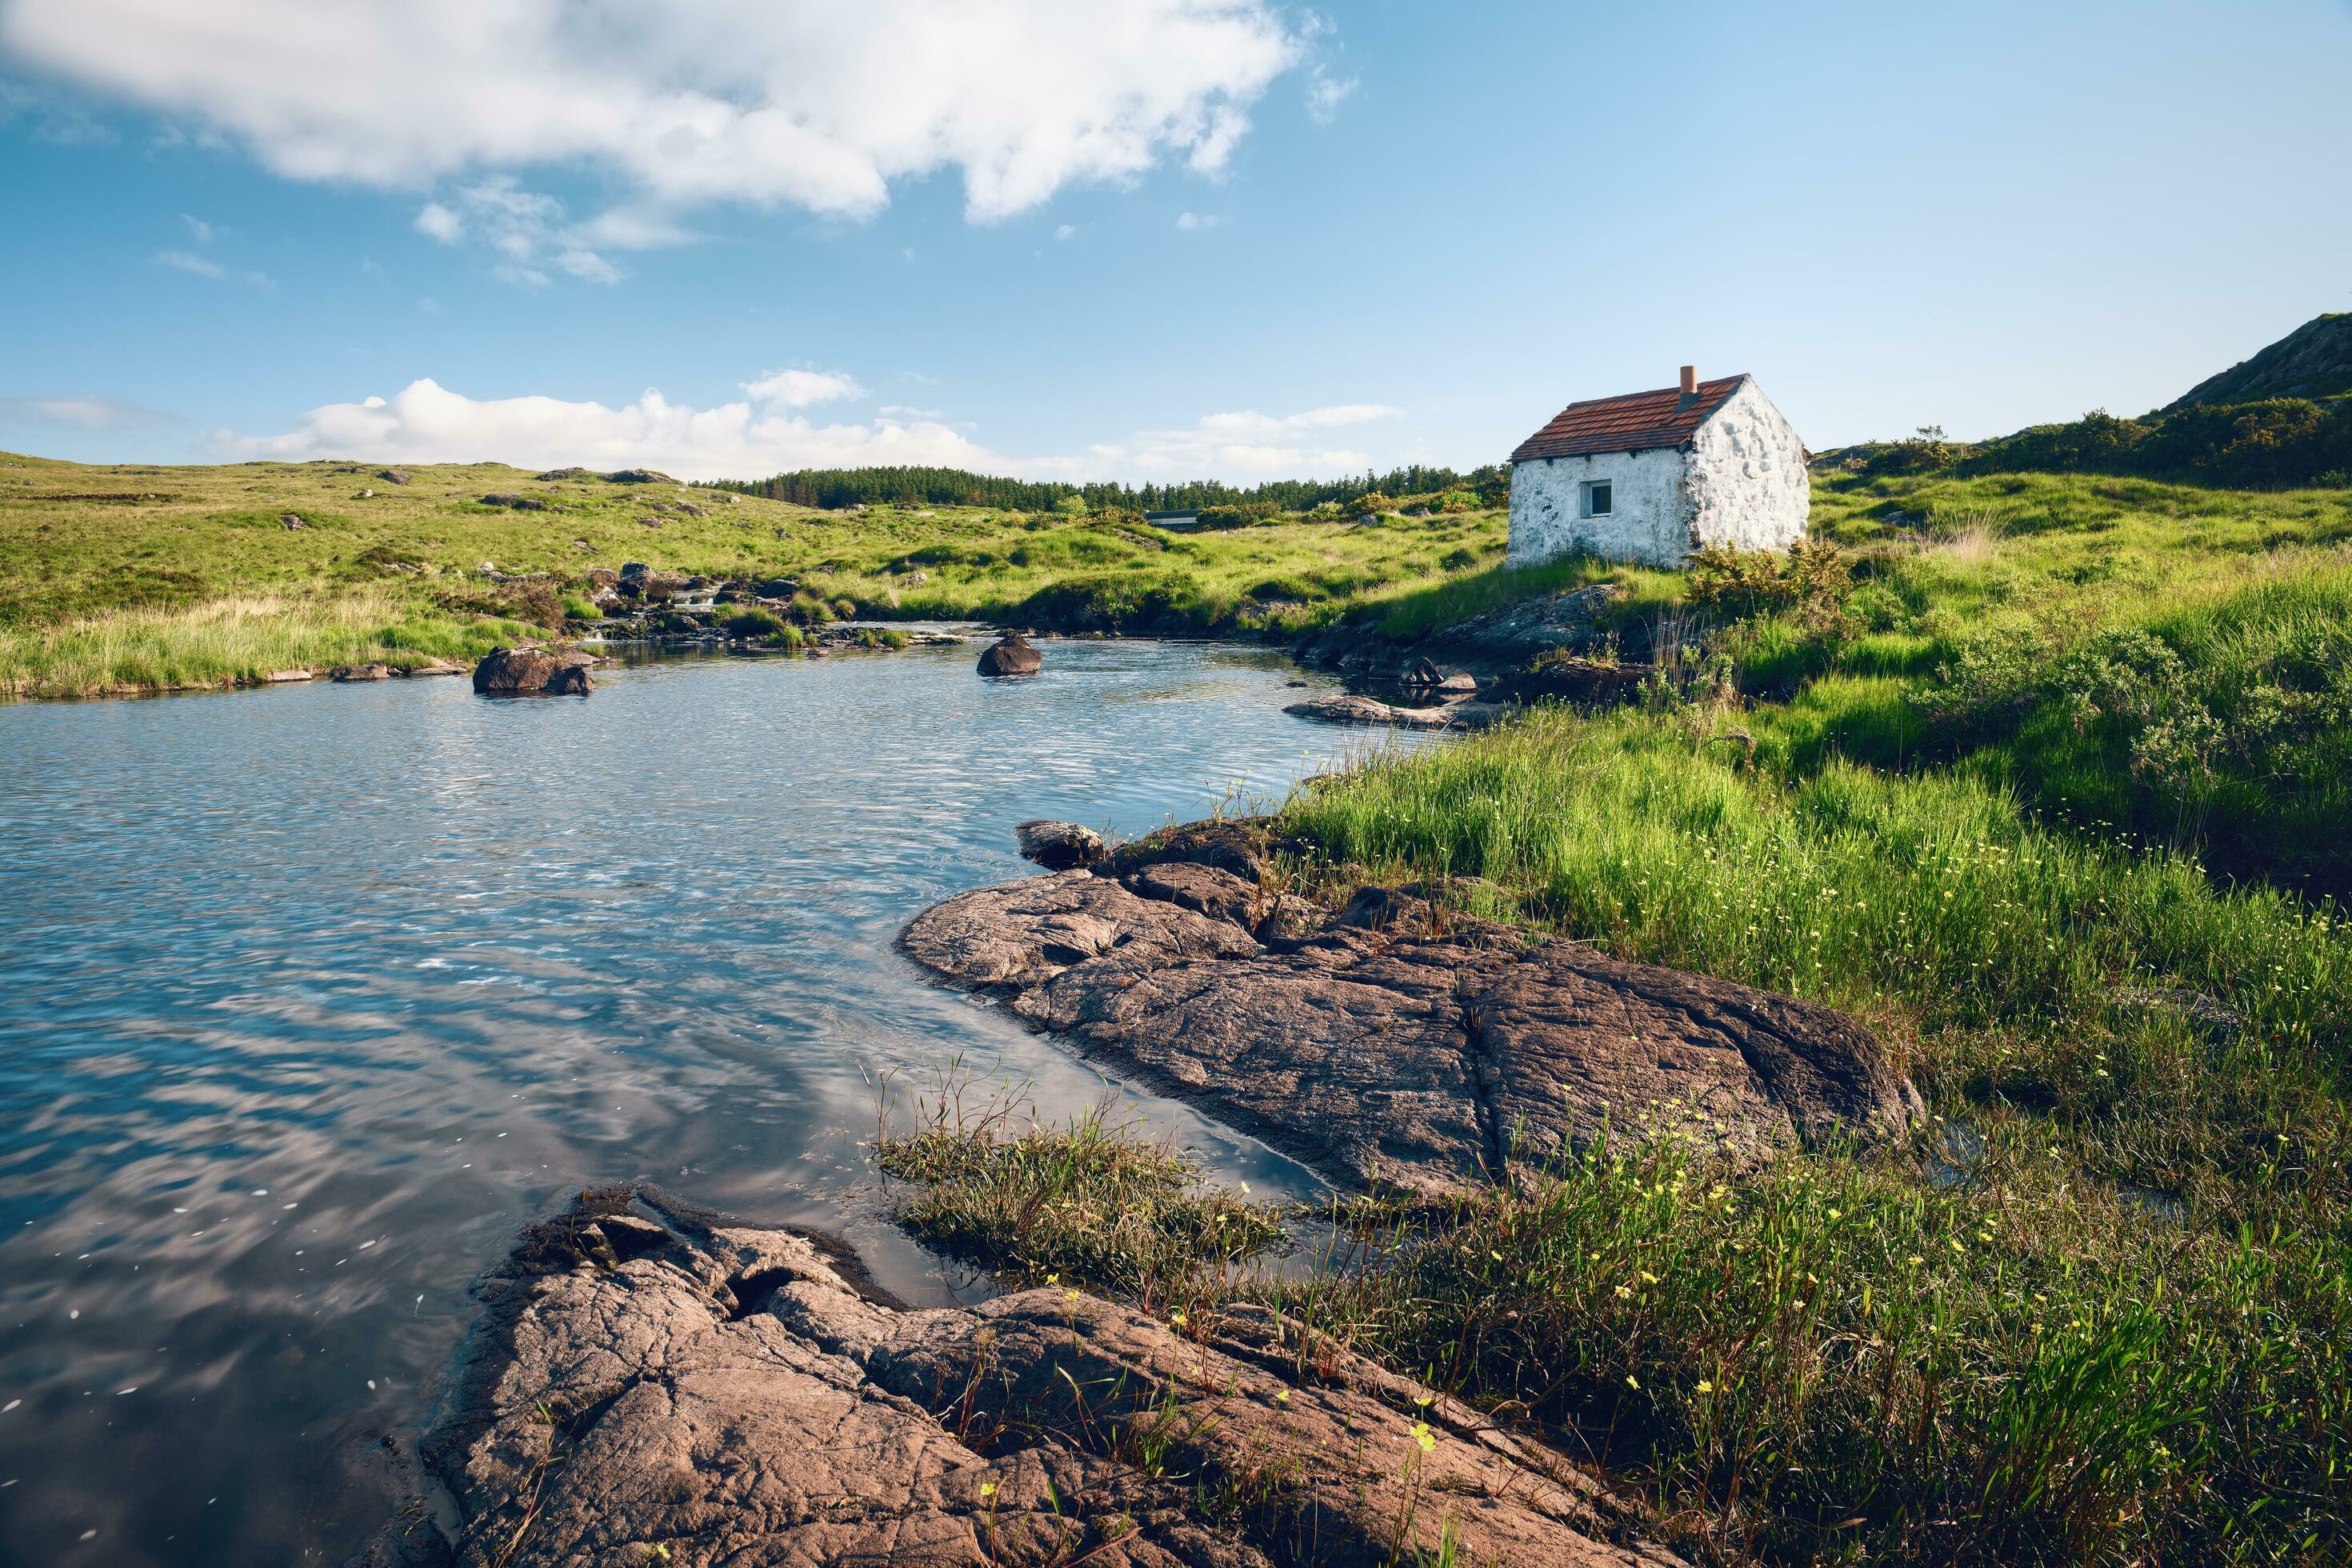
{"left": 1510, "top": 374, "right": 1749, "bottom": 462}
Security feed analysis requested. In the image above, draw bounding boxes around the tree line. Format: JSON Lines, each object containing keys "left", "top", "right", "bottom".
{"left": 706, "top": 462, "right": 1509, "bottom": 513}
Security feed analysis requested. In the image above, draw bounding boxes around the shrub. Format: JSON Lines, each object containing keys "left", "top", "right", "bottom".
{"left": 719, "top": 605, "right": 786, "bottom": 639}
{"left": 558, "top": 592, "right": 601, "bottom": 622}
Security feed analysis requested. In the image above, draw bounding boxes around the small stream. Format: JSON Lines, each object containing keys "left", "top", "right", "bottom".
{"left": 0, "top": 638, "right": 1412, "bottom": 1566}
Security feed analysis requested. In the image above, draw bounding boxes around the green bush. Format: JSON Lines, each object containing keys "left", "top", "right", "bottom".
{"left": 718, "top": 605, "right": 786, "bottom": 639}
{"left": 558, "top": 591, "right": 601, "bottom": 622}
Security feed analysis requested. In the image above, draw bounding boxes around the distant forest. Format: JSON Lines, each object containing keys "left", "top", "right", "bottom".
{"left": 707, "top": 462, "right": 1509, "bottom": 513}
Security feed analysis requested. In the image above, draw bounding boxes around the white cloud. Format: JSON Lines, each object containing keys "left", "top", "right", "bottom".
{"left": 180, "top": 211, "right": 213, "bottom": 242}
{"left": 1053, "top": 223, "right": 1075, "bottom": 241}
{"left": 216, "top": 376, "right": 1410, "bottom": 483}
{"left": 219, "top": 377, "right": 998, "bottom": 479}
{"left": 155, "top": 247, "right": 225, "bottom": 279}
{"left": 0, "top": 394, "right": 172, "bottom": 430}
{"left": 878, "top": 403, "right": 945, "bottom": 419}
{"left": 1175, "top": 210, "right": 1222, "bottom": 230}
{"left": 743, "top": 368, "right": 863, "bottom": 407}
{"left": 6, "top": 0, "right": 1306, "bottom": 229}
{"left": 413, "top": 202, "right": 462, "bottom": 243}
{"left": 1306, "top": 67, "right": 1356, "bottom": 123}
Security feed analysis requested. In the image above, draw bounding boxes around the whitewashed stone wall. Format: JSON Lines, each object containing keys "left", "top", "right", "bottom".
{"left": 1682, "top": 379, "right": 1810, "bottom": 555}
{"left": 1505, "top": 446, "right": 1691, "bottom": 568}
{"left": 1506, "top": 378, "right": 1810, "bottom": 568}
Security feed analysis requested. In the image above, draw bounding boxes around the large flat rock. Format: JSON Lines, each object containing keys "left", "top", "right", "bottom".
{"left": 901, "top": 850, "right": 1918, "bottom": 1194}
{"left": 362, "top": 1187, "right": 1672, "bottom": 1567}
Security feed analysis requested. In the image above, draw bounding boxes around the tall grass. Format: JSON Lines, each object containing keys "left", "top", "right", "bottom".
{"left": 0, "top": 590, "right": 516, "bottom": 698}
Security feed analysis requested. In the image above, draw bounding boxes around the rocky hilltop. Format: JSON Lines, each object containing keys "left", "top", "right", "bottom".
{"left": 2166, "top": 312, "right": 2352, "bottom": 409}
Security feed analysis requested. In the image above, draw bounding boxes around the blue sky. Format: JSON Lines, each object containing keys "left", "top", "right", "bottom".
{"left": 2, "top": 0, "right": 2348, "bottom": 482}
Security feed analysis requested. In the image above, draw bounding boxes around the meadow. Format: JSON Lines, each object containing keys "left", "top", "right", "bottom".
{"left": 868, "top": 466, "right": 2352, "bottom": 1565}
{"left": 0, "top": 450, "right": 1506, "bottom": 697}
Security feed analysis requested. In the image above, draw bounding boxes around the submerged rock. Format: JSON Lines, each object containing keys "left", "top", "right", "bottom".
{"left": 1014, "top": 819, "right": 1106, "bottom": 871}
{"left": 901, "top": 838, "right": 1920, "bottom": 1195}
{"left": 977, "top": 632, "right": 1042, "bottom": 678}
{"left": 357, "top": 1186, "right": 1666, "bottom": 1568}
{"left": 395, "top": 658, "right": 466, "bottom": 678}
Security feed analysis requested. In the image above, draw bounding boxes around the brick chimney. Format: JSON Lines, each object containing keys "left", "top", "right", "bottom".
{"left": 1679, "top": 365, "right": 1698, "bottom": 395}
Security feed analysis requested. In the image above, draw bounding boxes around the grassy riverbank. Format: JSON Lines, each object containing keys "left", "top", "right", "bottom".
{"left": 0, "top": 450, "right": 1506, "bottom": 697}
{"left": 871, "top": 461, "right": 2352, "bottom": 1563}
{"left": 882, "top": 718, "right": 2350, "bottom": 1562}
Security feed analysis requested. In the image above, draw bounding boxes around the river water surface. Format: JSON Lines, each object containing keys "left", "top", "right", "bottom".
{"left": 0, "top": 639, "right": 1394, "bottom": 1566}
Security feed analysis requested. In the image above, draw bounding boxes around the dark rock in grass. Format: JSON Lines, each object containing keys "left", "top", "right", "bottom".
{"left": 330, "top": 662, "right": 390, "bottom": 682}
{"left": 1490, "top": 657, "right": 1652, "bottom": 707}
{"left": 901, "top": 840, "right": 1920, "bottom": 1196}
{"left": 279, "top": 513, "right": 308, "bottom": 530}
{"left": 1013, "top": 819, "right": 1106, "bottom": 871}
{"left": 376, "top": 468, "right": 410, "bottom": 485}
{"left": 534, "top": 466, "right": 590, "bottom": 480}
{"left": 602, "top": 467, "right": 674, "bottom": 484}
{"left": 977, "top": 632, "right": 1042, "bottom": 677}
{"left": 1283, "top": 692, "right": 1454, "bottom": 729}
{"left": 479, "top": 493, "right": 548, "bottom": 511}
{"left": 358, "top": 1185, "right": 1661, "bottom": 1568}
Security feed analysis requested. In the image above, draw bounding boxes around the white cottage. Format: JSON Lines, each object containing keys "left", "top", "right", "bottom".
{"left": 1506, "top": 367, "right": 1809, "bottom": 568}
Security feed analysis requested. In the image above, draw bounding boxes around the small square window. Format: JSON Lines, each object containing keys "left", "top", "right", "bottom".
{"left": 1582, "top": 480, "right": 1614, "bottom": 518}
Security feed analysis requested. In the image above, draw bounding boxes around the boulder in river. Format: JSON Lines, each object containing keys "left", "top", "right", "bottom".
{"left": 356, "top": 1184, "right": 1666, "bottom": 1568}
{"left": 330, "top": 662, "right": 390, "bottom": 682}
{"left": 474, "top": 647, "right": 557, "bottom": 692}
{"left": 1014, "top": 819, "right": 1106, "bottom": 871}
{"left": 977, "top": 632, "right": 1042, "bottom": 678}
{"left": 546, "top": 663, "right": 594, "bottom": 694}
{"left": 900, "top": 828, "right": 1921, "bottom": 1195}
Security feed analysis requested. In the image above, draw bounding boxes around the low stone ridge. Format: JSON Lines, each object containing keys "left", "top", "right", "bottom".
{"left": 901, "top": 834, "right": 1919, "bottom": 1194}
{"left": 604, "top": 467, "right": 674, "bottom": 484}
{"left": 978, "top": 631, "right": 1042, "bottom": 677}
{"left": 377, "top": 468, "right": 411, "bottom": 485}
{"left": 478, "top": 493, "right": 548, "bottom": 511}
{"left": 331, "top": 662, "right": 390, "bottom": 682}
{"left": 1284, "top": 692, "right": 1457, "bottom": 730}
{"left": 358, "top": 1186, "right": 1671, "bottom": 1567}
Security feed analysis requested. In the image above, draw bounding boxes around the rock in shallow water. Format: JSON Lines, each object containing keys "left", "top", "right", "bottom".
{"left": 1013, "top": 818, "right": 1106, "bottom": 870}
{"left": 472, "top": 647, "right": 596, "bottom": 695}
{"left": 977, "top": 632, "right": 1042, "bottom": 677}
{"left": 899, "top": 840, "right": 1920, "bottom": 1194}
{"left": 1283, "top": 692, "right": 1455, "bottom": 729}
{"left": 356, "top": 1186, "right": 1668, "bottom": 1567}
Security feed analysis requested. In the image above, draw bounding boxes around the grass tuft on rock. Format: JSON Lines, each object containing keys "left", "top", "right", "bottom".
{"left": 874, "top": 1098, "right": 1286, "bottom": 1309}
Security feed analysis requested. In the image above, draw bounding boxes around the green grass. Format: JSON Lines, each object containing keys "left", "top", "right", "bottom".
{"left": 0, "top": 450, "right": 1513, "bottom": 695}
{"left": 880, "top": 708, "right": 2351, "bottom": 1565}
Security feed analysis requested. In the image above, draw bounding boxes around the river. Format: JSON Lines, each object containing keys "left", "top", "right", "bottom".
{"left": 0, "top": 638, "right": 1400, "bottom": 1566}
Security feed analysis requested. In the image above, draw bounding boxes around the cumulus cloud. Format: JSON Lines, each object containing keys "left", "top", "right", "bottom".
{"left": 218, "top": 377, "right": 995, "bottom": 478}
{"left": 413, "top": 202, "right": 462, "bottom": 242}
{"left": 215, "top": 376, "right": 1407, "bottom": 483}
{"left": 4, "top": 0, "right": 1306, "bottom": 232}
{"left": 742, "top": 369, "right": 863, "bottom": 407}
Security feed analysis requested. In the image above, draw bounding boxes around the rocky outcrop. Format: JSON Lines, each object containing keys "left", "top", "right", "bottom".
{"left": 479, "top": 493, "right": 548, "bottom": 511}
{"left": 472, "top": 647, "right": 596, "bottom": 695}
{"left": 978, "top": 632, "right": 1042, "bottom": 678}
{"left": 280, "top": 513, "right": 309, "bottom": 530}
{"left": 1293, "top": 582, "right": 1630, "bottom": 688}
{"left": 396, "top": 658, "right": 466, "bottom": 678}
{"left": 1014, "top": 819, "right": 1106, "bottom": 871}
{"left": 604, "top": 468, "right": 674, "bottom": 484}
{"left": 265, "top": 669, "right": 312, "bottom": 682}
{"left": 1284, "top": 693, "right": 1456, "bottom": 730}
{"left": 377, "top": 468, "right": 411, "bottom": 485}
{"left": 2167, "top": 312, "right": 2352, "bottom": 409}
{"left": 900, "top": 836, "right": 1919, "bottom": 1195}
{"left": 331, "top": 662, "right": 390, "bottom": 682}
{"left": 358, "top": 1186, "right": 1670, "bottom": 1568}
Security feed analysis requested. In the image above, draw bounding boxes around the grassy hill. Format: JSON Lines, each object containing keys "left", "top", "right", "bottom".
{"left": 0, "top": 450, "right": 1506, "bottom": 697}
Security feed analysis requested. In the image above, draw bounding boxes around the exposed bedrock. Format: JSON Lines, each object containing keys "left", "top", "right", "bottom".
{"left": 900, "top": 830, "right": 1919, "bottom": 1194}
{"left": 358, "top": 1186, "right": 1671, "bottom": 1567}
